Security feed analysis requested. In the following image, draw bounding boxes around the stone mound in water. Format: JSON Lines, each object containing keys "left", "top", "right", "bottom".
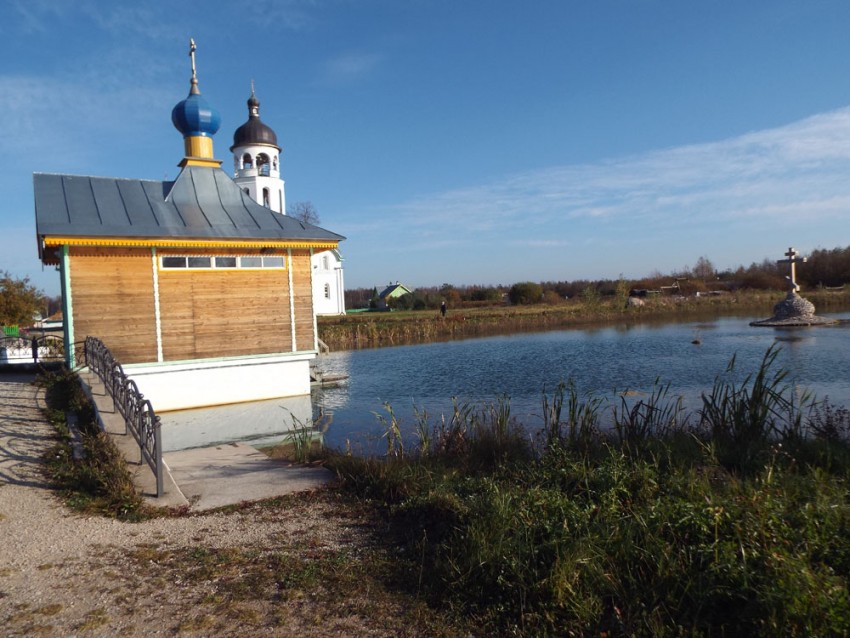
{"left": 750, "top": 292, "right": 837, "bottom": 327}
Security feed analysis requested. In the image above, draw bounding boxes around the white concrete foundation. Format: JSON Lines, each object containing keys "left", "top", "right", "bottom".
{"left": 125, "top": 353, "right": 315, "bottom": 412}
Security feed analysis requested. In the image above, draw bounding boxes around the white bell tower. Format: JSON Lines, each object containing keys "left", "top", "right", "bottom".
{"left": 230, "top": 88, "right": 285, "bottom": 212}
{"left": 230, "top": 87, "right": 347, "bottom": 315}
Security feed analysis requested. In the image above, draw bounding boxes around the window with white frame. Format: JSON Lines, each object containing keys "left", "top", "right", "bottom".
{"left": 160, "top": 255, "right": 285, "bottom": 270}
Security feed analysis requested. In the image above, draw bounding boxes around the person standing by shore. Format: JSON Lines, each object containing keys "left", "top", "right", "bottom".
{"left": 440, "top": 301, "right": 447, "bottom": 318}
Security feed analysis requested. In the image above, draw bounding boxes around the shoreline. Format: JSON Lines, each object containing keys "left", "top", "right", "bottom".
{"left": 319, "top": 289, "right": 850, "bottom": 351}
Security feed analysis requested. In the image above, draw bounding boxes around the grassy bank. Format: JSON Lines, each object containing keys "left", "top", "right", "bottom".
{"left": 37, "top": 369, "right": 146, "bottom": 519}
{"left": 320, "top": 289, "right": 850, "bottom": 350}
{"left": 328, "top": 347, "right": 850, "bottom": 636}
{"left": 33, "top": 346, "right": 850, "bottom": 635}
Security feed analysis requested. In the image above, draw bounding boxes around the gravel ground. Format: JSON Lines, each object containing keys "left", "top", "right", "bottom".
{"left": 0, "top": 373, "right": 458, "bottom": 637}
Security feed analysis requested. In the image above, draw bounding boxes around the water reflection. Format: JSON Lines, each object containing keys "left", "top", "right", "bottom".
{"left": 160, "top": 394, "right": 313, "bottom": 451}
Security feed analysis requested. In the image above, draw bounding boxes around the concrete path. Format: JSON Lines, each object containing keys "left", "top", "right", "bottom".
{"left": 3, "top": 370, "right": 333, "bottom": 512}
{"left": 0, "top": 372, "right": 55, "bottom": 494}
{"left": 0, "top": 371, "right": 372, "bottom": 636}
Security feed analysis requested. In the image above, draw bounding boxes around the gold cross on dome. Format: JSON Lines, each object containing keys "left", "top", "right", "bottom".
{"left": 188, "top": 38, "right": 200, "bottom": 94}
{"left": 189, "top": 38, "right": 197, "bottom": 79}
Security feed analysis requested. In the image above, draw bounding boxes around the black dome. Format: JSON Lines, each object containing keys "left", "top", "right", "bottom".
{"left": 230, "top": 93, "right": 279, "bottom": 150}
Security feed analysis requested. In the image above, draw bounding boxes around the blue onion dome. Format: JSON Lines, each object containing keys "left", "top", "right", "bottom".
{"left": 171, "top": 82, "right": 221, "bottom": 138}
{"left": 230, "top": 91, "right": 279, "bottom": 151}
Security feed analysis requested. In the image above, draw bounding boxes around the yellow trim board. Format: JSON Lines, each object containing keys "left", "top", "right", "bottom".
{"left": 178, "top": 157, "right": 223, "bottom": 168}
{"left": 43, "top": 237, "right": 339, "bottom": 250}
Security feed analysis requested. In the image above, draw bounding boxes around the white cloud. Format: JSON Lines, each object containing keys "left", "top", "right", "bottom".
{"left": 86, "top": 4, "right": 181, "bottom": 42}
{"left": 514, "top": 239, "right": 572, "bottom": 247}
{"left": 5, "top": 0, "right": 68, "bottom": 34}
{"left": 6, "top": 0, "right": 180, "bottom": 40}
{"left": 382, "top": 107, "right": 850, "bottom": 240}
{"left": 320, "top": 51, "right": 382, "bottom": 86}
{"left": 244, "top": 0, "right": 322, "bottom": 31}
{"left": 334, "top": 107, "right": 850, "bottom": 287}
{"left": 0, "top": 75, "right": 172, "bottom": 160}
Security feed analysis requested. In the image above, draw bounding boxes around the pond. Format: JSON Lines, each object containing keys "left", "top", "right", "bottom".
{"left": 311, "top": 312, "right": 850, "bottom": 452}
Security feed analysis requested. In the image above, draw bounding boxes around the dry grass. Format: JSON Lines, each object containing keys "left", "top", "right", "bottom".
{"left": 321, "top": 289, "right": 850, "bottom": 350}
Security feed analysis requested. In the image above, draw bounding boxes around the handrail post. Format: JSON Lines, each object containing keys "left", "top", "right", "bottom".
{"left": 154, "top": 415, "right": 163, "bottom": 497}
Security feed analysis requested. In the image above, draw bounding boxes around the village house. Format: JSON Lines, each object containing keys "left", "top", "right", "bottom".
{"left": 377, "top": 282, "right": 414, "bottom": 309}
{"left": 33, "top": 45, "right": 344, "bottom": 411}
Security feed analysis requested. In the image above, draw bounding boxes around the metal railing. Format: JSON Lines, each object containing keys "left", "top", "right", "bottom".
{"left": 83, "top": 336, "right": 163, "bottom": 497}
{"left": 0, "top": 334, "right": 67, "bottom": 363}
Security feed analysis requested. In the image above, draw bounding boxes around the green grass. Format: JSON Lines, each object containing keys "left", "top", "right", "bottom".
{"left": 37, "top": 368, "right": 146, "bottom": 520}
{"left": 327, "top": 348, "right": 850, "bottom": 636}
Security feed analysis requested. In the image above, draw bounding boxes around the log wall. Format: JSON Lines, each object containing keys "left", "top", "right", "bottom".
{"left": 291, "top": 250, "right": 316, "bottom": 350}
{"left": 158, "top": 266, "right": 292, "bottom": 360}
{"left": 69, "top": 247, "right": 157, "bottom": 362}
{"left": 67, "top": 247, "right": 319, "bottom": 364}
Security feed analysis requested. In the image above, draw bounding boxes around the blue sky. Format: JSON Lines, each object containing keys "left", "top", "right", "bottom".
{"left": 3, "top": 0, "right": 850, "bottom": 297}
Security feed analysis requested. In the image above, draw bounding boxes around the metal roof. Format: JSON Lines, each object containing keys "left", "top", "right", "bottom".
{"left": 34, "top": 167, "right": 344, "bottom": 246}
{"left": 378, "top": 283, "right": 412, "bottom": 299}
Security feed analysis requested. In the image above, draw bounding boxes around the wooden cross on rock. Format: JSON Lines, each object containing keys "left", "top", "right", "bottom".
{"left": 777, "top": 247, "right": 806, "bottom": 293}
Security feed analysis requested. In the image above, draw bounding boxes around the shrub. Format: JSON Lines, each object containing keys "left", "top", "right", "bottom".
{"left": 508, "top": 282, "right": 543, "bottom": 305}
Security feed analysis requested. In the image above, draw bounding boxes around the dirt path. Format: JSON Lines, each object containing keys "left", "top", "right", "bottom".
{"left": 0, "top": 373, "right": 455, "bottom": 637}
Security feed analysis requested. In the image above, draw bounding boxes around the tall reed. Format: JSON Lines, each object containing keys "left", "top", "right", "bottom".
{"left": 374, "top": 401, "right": 404, "bottom": 458}
{"left": 541, "top": 379, "right": 603, "bottom": 449}
{"left": 699, "top": 344, "right": 812, "bottom": 470}
{"left": 278, "top": 409, "right": 322, "bottom": 463}
{"left": 613, "top": 379, "right": 688, "bottom": 447}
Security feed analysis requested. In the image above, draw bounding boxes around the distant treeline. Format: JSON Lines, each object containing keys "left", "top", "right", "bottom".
{"left": 345, "top": 246, "right": 850, "bottom": 310}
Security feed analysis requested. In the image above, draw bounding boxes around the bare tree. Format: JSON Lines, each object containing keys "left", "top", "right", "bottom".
{"left": 693, "top": 256, "right": 716, "bottom": 281}
{"left": 287, "top": 201, "right": 320, "bottom": 226}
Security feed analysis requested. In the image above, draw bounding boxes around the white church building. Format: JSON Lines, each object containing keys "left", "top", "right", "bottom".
{"left": 230, "top": 91, "right": 346, "bottom": 315}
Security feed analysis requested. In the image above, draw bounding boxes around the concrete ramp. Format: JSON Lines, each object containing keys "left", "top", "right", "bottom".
{"left": 80, "top": 371, "right": 334, "bottom": 512}
{"left": 163, "top": 444, "right": 333, "bottom": 511}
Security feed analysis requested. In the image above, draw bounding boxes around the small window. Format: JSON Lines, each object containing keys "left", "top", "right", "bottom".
{"left": 162, "top": 256, "right": 186, "bottom": 268}
{"left": 324, "top": 283, "right": 331, "bottom": 299}
{"left": 187, "top": 257, "right": 212, "bottom": 268}
{"left": 322, "top": 255, "right": 329, "bottom": 270}
{"left": 262, "top": 256, "right": 284, "bottom": 268}
{"left": 240, "top": 256, "right": 262, "bottom": 268}
{"left": 215, "top": 257, "right": 237, "bottom": 268}
{"left": 262, "top": 188, "right": 270, "bottom": 208}
{"left": 242, "top": 153, "right": 253, "bottom": 169}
